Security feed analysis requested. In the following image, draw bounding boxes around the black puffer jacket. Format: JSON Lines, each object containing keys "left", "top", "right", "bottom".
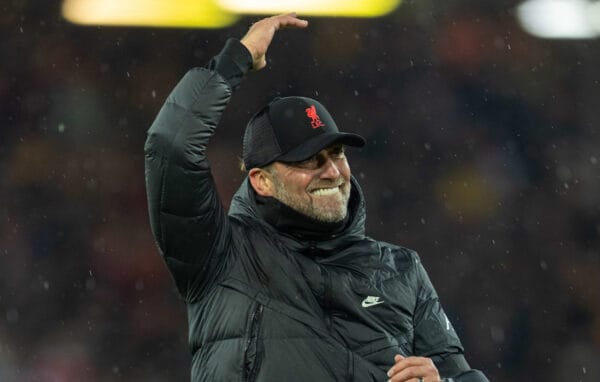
{"left": 145, "top": 39, "right": 489, "bottom": 382}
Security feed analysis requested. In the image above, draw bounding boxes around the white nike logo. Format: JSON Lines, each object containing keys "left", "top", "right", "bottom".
{"left": 361, "top": 296, "right": 384, "bottom": 308}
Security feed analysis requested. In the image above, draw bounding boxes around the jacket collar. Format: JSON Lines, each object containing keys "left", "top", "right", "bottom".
{"left": 229, "top": 176, "right": 366, "bottom": 244}
{"left": 253, "top": 189, "right": 351, "bottom": 241}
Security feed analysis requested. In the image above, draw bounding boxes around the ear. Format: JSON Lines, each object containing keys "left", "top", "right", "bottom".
{"left": 248, "top": 168, "right": 274, "bottom": 197}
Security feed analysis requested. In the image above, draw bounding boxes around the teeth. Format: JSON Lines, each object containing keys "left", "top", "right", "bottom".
{"left": 311, "top": 186, "right": 340, "bottom": 196}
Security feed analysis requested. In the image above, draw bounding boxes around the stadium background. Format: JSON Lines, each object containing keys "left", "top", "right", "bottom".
{"left": 1, "top": 1, "right": 599, "bottom": 380}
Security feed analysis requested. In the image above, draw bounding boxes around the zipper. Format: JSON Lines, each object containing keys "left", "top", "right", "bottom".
{"left": 321, "top": 266, "right": 333, "bottom": 331}
{"left": 346, "top": 350, "right": 354, "bottom": 382}
{"left": 320, "top": 265, "right": 353, "bottom": 380}
{"left": 243, "top": 303, "right": 264, "bottom": 382}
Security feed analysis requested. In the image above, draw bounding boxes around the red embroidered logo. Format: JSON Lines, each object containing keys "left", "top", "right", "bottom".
{"left": 305, "top": 105, "right": 325, "bottom": 129}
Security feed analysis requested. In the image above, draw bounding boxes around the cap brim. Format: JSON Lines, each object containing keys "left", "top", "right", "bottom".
{"left": 275, "top": 132, "right": 366, "bottom": 163}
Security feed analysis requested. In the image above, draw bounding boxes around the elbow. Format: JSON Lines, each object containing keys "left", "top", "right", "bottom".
{"left": 145, "top": 103, "right": 180, "bottom": 157}
{"left": 144, "top": 128, "right": 169, "bottom": 158}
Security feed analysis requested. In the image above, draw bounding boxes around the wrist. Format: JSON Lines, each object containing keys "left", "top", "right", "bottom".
{"left": 239, "top": 39, "right": 256, "bottom": 59}
{"left": 208, "top": 38, "right": 253, "bottom": 90}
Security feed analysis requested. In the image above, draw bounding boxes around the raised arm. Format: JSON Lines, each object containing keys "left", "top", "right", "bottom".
{"left": 144, "top": 14, "right": 308, "bottom": 302}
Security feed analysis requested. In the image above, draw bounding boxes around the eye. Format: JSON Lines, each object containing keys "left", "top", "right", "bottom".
{"left": 291, "top": 157, "right": 319, "bottom": 169}
{"left": 329, "top": 145, "right": 345, "bottom": 158}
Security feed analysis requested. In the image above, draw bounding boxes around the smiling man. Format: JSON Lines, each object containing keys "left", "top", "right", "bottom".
{"left": 244, "top": 96, "right": 363, "bottom": 226}
{"left": 145, "top": 13, "right": 489, "bottom": 382}
{"left": 253, "top": 143, "right": 352, "bottom": 222}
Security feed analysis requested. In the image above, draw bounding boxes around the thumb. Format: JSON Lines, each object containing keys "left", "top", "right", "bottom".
{"left": 394, "top": 354, "right": 404, "bottom": 362}
{"left": 253, "top": 55, "right": 266, "bottom": 71}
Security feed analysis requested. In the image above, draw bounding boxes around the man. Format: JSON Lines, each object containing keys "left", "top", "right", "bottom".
{"left": 145, "top": 13, "right": 489, "bottom": 382}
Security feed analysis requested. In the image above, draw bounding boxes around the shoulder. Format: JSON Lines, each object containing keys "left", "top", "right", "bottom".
{"left": 229, "top": 215, "right": 282, "bottom": 249}
{"left": 376, "top": 240, "right": 421, "bottom": 271}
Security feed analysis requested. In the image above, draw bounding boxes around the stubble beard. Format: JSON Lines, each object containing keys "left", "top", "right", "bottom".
{"left": 270, "top": 175, "right": 350, "bottom": 223}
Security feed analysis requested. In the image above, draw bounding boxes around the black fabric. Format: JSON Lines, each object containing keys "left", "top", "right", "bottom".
{"left": 243, "top": 96, "right": 365, "bottom": 169}
{"left": 208, "top": 38, "right": 252, "bottom": 91}
{"left": 433, "top": 353, "right": 471, "bottom": 377}
{"left": 242, "top": 108, "right": 282, "bottom": 170}
{"left": 145, "top": 46, "right": 489, "bottom": 382}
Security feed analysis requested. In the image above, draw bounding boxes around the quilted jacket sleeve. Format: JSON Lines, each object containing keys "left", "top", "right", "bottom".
{"left": 144, "top": 39, "right": 252, "bottom": 302}
{"left": 412, "top": 254, "right": 489, "bottom": 381}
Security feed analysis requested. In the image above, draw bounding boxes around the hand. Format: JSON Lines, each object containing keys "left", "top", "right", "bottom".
{"left": 240, "top": 12, "right": 308, "bottom": 71}
{"left": 387, "top": 354, "right": 441, "bottom": 382}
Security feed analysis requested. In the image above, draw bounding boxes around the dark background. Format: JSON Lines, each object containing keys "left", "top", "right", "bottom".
{"left": 1, "top": 0, "right": 599, "bottom": 380}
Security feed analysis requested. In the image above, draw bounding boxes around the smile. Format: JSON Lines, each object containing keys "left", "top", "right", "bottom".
{"left": 310, "top": 186, "right": 341, "bottom": 196}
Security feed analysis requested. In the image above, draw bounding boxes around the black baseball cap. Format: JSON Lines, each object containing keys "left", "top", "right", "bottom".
{"left": 242, "top": 96, "right": 366, "bottom": 170}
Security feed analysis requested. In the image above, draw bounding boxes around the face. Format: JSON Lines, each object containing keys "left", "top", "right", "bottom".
{"left": 268, "top": 144, "right": 352, "bottom": 223}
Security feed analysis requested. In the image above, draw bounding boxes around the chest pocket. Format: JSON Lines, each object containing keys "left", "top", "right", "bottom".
{"left": 340, "top": 275, "right": 417, "bottom": 364}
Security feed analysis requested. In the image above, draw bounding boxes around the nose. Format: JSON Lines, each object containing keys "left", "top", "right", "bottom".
{"left": 320, "top": 157, "right": 341, "bottom": 179}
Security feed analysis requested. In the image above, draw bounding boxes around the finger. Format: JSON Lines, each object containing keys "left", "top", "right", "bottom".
{"left": 256, "top": 56, "right": 267, "bottom": 70}
{"left": 388, "top": 365, "right": 430, "bottom": 382}
{"left": 273, "top": 13, "right": 309, "bottom": 29}
{"left": 388, "top": 356, "right": 426, "bottom": 374}
{"left": 388, "top": 356, "right": 436, "bottom": 379}
{"left": 275, "top": 11, "right": 306, "bottom": 21}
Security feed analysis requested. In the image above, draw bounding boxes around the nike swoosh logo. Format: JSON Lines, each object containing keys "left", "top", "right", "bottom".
{"left": 361, "top": 296, "right": 384, "bottom": 308}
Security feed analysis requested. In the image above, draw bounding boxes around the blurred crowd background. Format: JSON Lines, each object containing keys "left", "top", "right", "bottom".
{"left": 2, "top": 0, "right": 600, "bottom": 381}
